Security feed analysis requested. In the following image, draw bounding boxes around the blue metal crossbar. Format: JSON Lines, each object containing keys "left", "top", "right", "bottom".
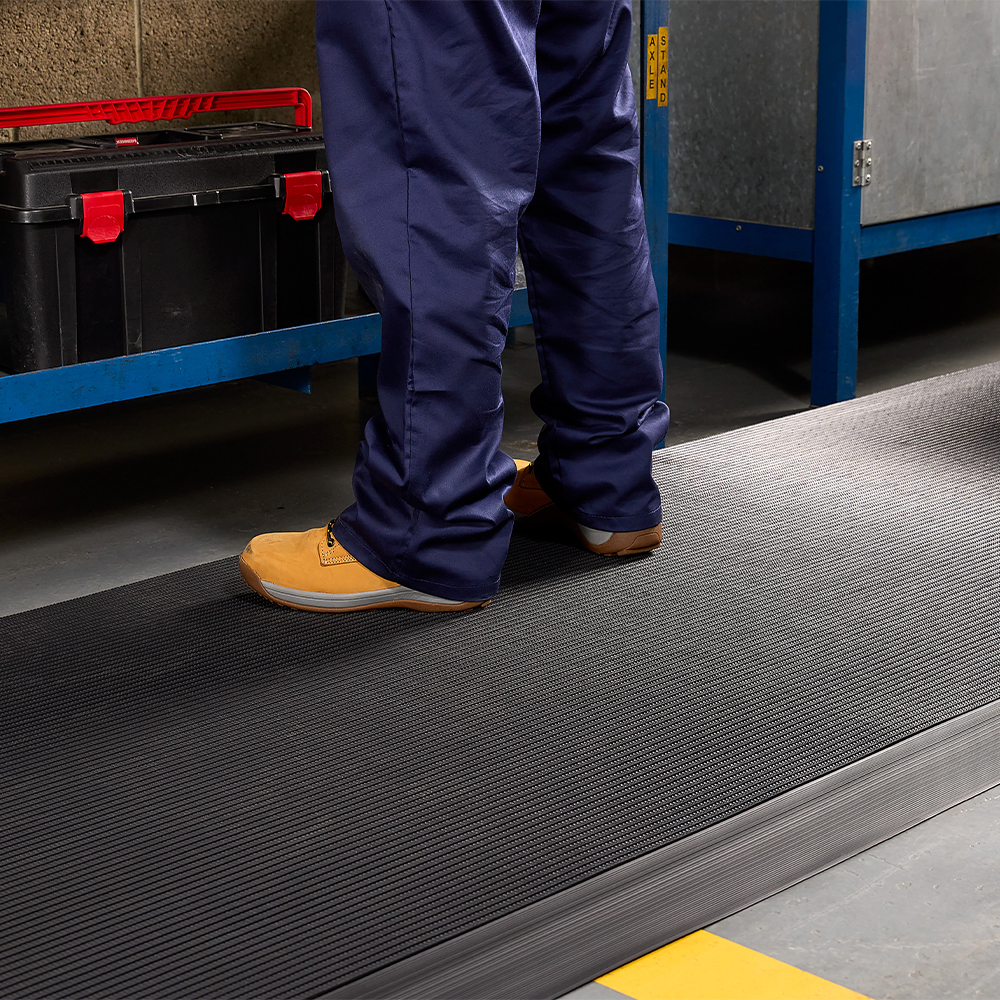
{"left": 860, "top": 202, "right": 1000, "bottom": 260}
{"left": 669, "top": 204, "right": 1000, "bottom": 266}
{"left": 0, "top": 314, "right": 381, "bottom": 424}
{"left": 508, "top": 287, "right": 533, "bottom": 328}
{"left": 668, "top": 214, "right": 813, "bottom": 263}
{"left": 0, "top": 288, "right": 533, "bottom": 424}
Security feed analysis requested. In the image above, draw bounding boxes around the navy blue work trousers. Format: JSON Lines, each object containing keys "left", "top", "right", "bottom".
{"left": 316, "top": 0, "right": 670, "bottom": 603}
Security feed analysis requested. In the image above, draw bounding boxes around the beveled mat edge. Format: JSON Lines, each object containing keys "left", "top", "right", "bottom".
{"left": 324, "top": 698, "right": 1000, "bottom": 999}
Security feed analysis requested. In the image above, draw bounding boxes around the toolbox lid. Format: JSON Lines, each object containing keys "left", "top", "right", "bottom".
{"left": 0, "top": 123, "right": 329, "bottom": 223}
{"left": 0, "top": 89, "right": 327, "bottom": 222}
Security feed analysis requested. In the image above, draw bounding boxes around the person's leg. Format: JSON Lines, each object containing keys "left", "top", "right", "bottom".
{"left": 517, "top": 0, "right": 670, "bottom": 535}
{"left": 314, "top": 0, "right": 541, "bottom": 603}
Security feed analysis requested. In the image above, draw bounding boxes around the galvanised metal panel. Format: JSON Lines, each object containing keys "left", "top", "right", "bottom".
{"left": 629, "top": 6, "right": 643, "bottom": 127}
{"left": 862, "top": 0, "right": 1000, "bottom": 226}
{"left": 668, "top": 0, "right": 819, "bottom": 229}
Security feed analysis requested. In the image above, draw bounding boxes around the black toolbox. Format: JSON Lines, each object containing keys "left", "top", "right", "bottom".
{"left": 0, "top": 89, "right": 344, "bottom": 373}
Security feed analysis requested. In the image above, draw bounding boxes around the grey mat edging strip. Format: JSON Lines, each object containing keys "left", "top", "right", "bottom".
{"left": 324, "top": 698, "right": 1000, "bottom": 1000}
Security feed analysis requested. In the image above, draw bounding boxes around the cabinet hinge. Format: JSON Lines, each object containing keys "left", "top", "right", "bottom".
{"left": 852, "top": 139, "right": 873, "bottom": 187}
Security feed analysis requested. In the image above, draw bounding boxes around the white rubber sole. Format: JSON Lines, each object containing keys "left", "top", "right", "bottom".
{"left": 262, "top": 579, "right": 467, "bottom": 610}
{"left": 239, "top": 556, "right": 488, "bottom": 614}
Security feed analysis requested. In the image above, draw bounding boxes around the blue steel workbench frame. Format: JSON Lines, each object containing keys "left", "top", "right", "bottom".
{"left": 0, "top": 7, "right": 672, "bottom": 426}
{"left": 0, "top": 295, "right": 533, "bottom": 424}
{"left": 667, "top": 0, "right": 1000, "bottom": 406}
{"left": 7, "top": 1, "right": 994, "bottom": 420}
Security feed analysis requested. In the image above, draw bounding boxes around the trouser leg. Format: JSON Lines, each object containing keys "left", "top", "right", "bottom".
{"left": 315, "top": 1, "right": 541, "bottom": 602}
{"left": 520, "top": 0, "right": 670, "bottom": 533}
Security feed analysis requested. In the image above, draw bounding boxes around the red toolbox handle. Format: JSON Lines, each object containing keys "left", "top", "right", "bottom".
{"left": 0, "top": 88, "right": 313, "bottom": 130}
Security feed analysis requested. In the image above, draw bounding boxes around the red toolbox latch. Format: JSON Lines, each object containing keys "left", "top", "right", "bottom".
{"left": 280, "top": 171, "right": 324, "bottom": 221}
{"left": 80, "top": 191, "right": 126, "bottom": 244}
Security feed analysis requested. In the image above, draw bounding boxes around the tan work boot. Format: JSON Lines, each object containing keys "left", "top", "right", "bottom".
{"left": 239, "top": 521, "right": 489, "bottom": 613}
{"left": 504, "top": 459, "right": 661, "bottom": 556}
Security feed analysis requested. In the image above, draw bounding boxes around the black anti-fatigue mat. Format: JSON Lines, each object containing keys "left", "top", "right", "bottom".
{"left": 3, "top": 364, "right": 1000, "bottom": 999}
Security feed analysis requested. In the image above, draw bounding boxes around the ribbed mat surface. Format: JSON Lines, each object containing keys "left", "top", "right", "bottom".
{"left": 3, "top": 365, "right": 1000, "bottom": 998}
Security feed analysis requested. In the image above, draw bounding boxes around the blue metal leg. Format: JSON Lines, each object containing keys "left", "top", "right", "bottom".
{"left": 811, "top": 0, "right": 867, "bottom": 406}
{"left": 642, "top": 0, "right": 670, "bottom": 413}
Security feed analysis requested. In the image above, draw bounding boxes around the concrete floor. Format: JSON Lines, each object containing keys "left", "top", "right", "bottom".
{"left": 4, "top": 235, "right": 1000, "bottom": 997}
{"left": 711, "top": 789, "right": 1000, "bottom": 999}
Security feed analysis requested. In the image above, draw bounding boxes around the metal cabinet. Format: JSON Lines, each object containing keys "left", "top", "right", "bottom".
{"left": 665, "top": 0, "right": 1000, "bottom": 404}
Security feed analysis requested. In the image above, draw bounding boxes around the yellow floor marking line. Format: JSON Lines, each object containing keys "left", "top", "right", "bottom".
{"left": 597, "top": 930, "right": 870, "bottom": 1000}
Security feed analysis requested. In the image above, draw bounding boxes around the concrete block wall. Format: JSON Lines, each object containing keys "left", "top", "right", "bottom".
{"left": 0, "top": 0, "right": 320, "bottom": 141}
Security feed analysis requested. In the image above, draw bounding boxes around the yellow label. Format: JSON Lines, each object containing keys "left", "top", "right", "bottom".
{"left": 646, "top": 33, "right": 657, "bottom": 99}
{"left": 657, "top": 27, "right": 669, "bottom": 106}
